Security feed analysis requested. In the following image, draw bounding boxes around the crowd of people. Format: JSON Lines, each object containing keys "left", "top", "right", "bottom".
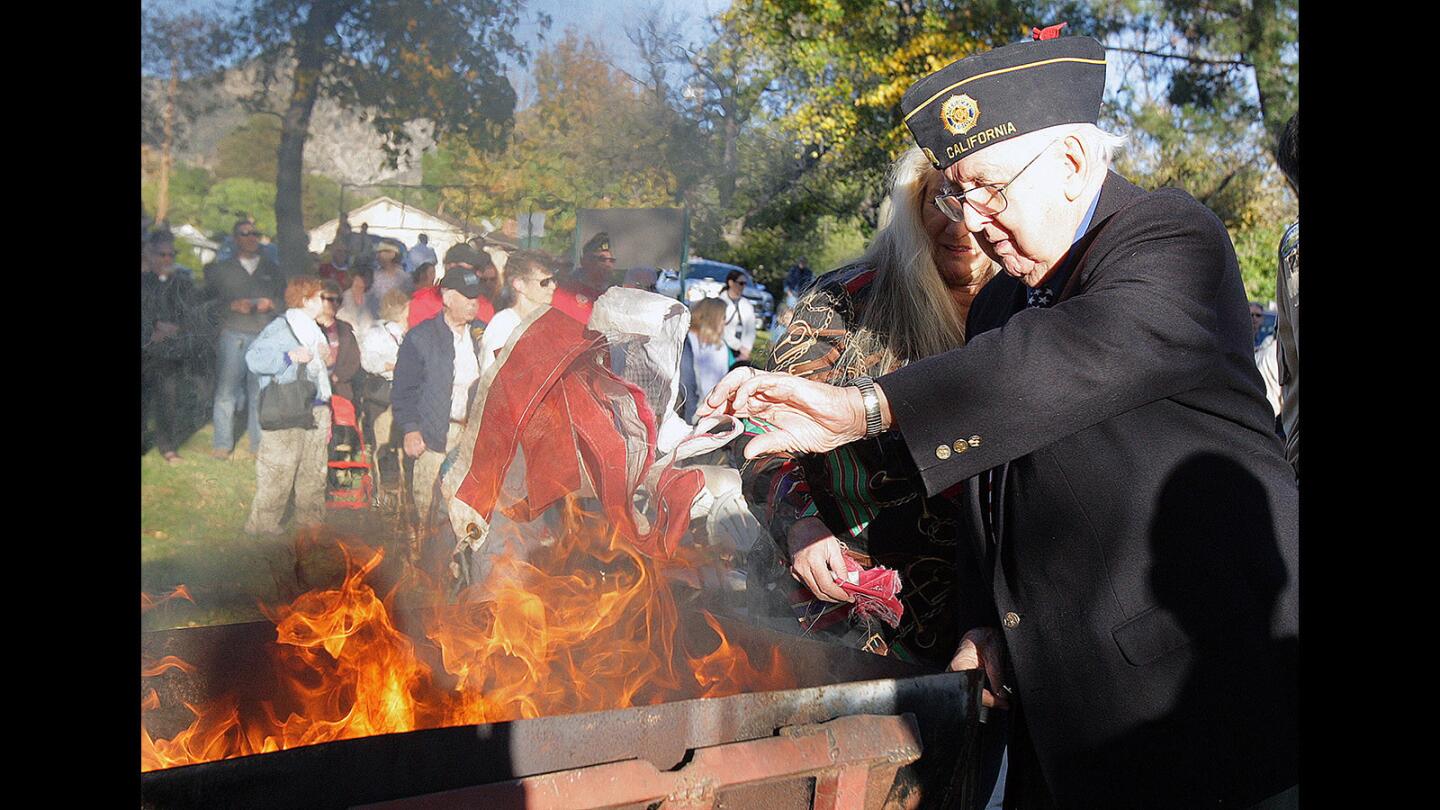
{"left": 142, "top": 28, "right": 1301, "bottom": 809}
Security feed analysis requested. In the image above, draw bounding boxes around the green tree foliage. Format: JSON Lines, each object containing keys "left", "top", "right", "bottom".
{"left": 302, "top": 173, "right": 344, "bottom": 231}
{"left": 724, "top": 1, "right": 1120, "bottom": 229}
{"left": 141, "top": 1, "right": 1294, "bottom": 304}
{"left": 437, "top": 31, "right": 686, "bottom": 256}
{"left": 142, "top": 161, "right": 216, "bottom": 230}
{"left": 214, "top": 114, "right": 282, "bottom": 182}
{"left": 198, "top": 177, "right": 277, "bottom": 237}
{"left": 1105, "top": 0, "right": 1298, "bottom": 300}
{"left": 220, "top": 0, "right": 540, "bottom": 275}
{"left": 1147, "top": 0, "right": 1297, "bottom": 151}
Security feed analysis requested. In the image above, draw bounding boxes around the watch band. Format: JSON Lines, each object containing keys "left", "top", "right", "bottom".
{"left": 851, "top": 376, "right": 883, "bottom": 438}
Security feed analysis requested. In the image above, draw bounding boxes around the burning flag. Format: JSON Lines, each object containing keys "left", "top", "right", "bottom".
{"left": 441, "top": 287, "right": 759, "bottom": 587}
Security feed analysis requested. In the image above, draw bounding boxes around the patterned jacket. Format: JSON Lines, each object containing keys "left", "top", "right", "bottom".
{"left": 739, "top": 262, "right": 973, "bottom": 666}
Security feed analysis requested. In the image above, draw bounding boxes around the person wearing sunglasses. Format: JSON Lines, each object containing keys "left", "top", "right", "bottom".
{"left": 701, "top": 33, "right": 1296, "bottom": 810}
{"left": 242, "top": 275, "right": 334, "bottom": 536}
{"left": 478, "top": 250, "right": 559, "bottom": 374}
{"left": 141, "top": 230, "right": 201, "bottom": 464}
{"left": 315, "top": 279, "right": 362, "bottom": 405}
{"left": 207, "top": 218, "right": 286, "bottom": 460}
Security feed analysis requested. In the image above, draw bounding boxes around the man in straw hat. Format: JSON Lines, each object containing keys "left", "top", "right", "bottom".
{"left": 702, "top": 27, "right": 1296, "bottom": 810}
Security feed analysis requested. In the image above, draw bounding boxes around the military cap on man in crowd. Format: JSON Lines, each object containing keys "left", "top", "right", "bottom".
{"left": 572, "top": 231, "right": 617, "bottom": 293}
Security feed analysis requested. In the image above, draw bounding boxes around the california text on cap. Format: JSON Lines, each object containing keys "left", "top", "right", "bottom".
{"left": 900, "top": 32, "right": 1106, "bottom": 171}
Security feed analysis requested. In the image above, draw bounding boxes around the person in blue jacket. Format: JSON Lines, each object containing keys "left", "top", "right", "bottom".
{"left": 392, "top": 266, "right": 489, "bottom": 530}
{"left": 242, "top": 275, "right": 333, "bottom": 536}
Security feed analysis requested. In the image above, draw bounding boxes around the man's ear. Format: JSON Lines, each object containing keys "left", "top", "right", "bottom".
{"left": 1061, "top": 134, "right": 1089, "bottom": 202}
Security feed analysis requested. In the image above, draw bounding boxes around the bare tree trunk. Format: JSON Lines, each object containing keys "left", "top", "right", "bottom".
{"left": 156, "top": 57, "right": 179, "bottom": 223}
{"left": 1244, "top": 0, "right": 1290, "bottom": 161}
{"left": 275, "top": 1, "right": 349, "bottom": 277}
{"left": 718, "top": 98, "right": 739, "bottom": 210}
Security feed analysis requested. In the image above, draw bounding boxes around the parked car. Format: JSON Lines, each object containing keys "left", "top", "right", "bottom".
{"left": 1251, "top": 302, "right": 1277, "bottom": 349}
{"left": 656, "top": 259, "right": 775, "bottom": 325}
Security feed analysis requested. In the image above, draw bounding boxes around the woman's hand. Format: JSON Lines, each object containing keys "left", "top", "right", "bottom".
{"left": 288, "top": 347, "right": 313, "bottom": 364}
{"left": 787, "top": 517, "right": 855, "bottom": 603}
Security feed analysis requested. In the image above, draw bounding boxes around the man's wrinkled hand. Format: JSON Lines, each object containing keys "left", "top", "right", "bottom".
{"left": 403, "top": 431, "right": 427, "bottom": 459}
{"left": 697, "top": 369, "right": 867, "bottom": 458}
{"left": 948, "top": 627, "right": 1011, "bottom": 709}
{"left": 787, "top": 517, "right": 854, "bottom": 603}
{"left": 255, "top": 298, "right": 275, "bottom": 313}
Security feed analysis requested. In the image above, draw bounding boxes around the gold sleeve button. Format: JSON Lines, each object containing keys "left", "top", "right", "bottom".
{"left": 935, "top": 444, "right": 952, "bottom": 460}
{"left": 968, "top": 435, "right": 982, "bottom": 447}
{"left": 953, "top": 440, "right": 969, "bottom": 454}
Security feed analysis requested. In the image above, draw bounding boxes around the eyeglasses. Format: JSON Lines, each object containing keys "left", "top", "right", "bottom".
{"left": 933, "top": 137, "right": 1062, "bottom": 221}
{"left": 237, "top": 230, "right": 262, "bottom": 238}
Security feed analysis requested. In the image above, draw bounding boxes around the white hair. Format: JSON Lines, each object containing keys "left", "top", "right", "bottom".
{"left": 979, "top": 123, "right": 1128, "bottom": 173}
{"left": 825, "top": 146, "right": 976, "bottom": 376}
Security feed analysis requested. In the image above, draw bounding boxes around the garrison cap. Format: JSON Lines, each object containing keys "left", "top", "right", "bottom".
{"left": 582, "top": 232, "right": 612, "bottom": 256}
{"left": 900, "top": 32, "right": 1106, "bottom": 171}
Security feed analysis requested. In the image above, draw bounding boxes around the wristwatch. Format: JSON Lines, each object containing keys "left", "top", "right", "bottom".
{"left": 849, "top": 376, "right": 884, "bottom": 438}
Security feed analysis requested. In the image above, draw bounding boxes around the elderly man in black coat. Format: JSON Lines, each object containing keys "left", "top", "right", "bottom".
{"left": 703, "top": 33, "right": 1297, "bottom": 810}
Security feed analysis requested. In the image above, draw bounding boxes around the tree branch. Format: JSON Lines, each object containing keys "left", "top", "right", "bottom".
{"left": 1103, "top": 44, "right": 1252, "bottom": 68}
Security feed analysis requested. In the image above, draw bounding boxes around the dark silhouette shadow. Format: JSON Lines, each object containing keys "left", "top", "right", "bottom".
{"left": 1076, "top": 452, "right": 1298, "bottom": 808}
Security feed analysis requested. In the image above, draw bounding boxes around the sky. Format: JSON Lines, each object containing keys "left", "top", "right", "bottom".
{"left": 507, "top": 0, "right": 723, "bottom": 105}
{"left": 149, "top": 0, "right": 726, "bottom": 95}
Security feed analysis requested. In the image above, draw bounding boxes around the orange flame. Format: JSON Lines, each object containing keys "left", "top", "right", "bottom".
{"left": 140, "top": 656, "right": 197, "bottom": 677}
{"left": 142, "top": 501, "right": 796, "bottom": 772}
{"left": 142, "top": 584, "right": 195, "bottom": 614}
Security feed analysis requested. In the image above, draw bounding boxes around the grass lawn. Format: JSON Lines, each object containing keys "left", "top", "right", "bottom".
{"left": 141, "top": 425, "right": 355, "bottom": 631}
{"left": 751, "top": 330, "right": 772, "bottom": 367}
{"left": 142, "top": 333, "right": 773, "bottom": 633}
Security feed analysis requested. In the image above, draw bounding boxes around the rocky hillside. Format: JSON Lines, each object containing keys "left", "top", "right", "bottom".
{"left": 157, "top": 62, "right": 434, "bottom": 187}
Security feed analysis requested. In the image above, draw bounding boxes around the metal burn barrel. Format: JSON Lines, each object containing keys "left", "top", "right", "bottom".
{"left": 141, "top": 611, "right": 983, "bottom": 809}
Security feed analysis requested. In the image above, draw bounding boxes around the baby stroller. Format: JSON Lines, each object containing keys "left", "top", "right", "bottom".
{"left": 326, "top": 395, "right": 374, "bottom": 510}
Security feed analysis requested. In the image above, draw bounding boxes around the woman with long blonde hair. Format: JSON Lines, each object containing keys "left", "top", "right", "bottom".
{"left": 743, "top": 145, "right": 999, "bottom": 666}
{"left": 679, "top": 296, "right": 733, "bottom": 423}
